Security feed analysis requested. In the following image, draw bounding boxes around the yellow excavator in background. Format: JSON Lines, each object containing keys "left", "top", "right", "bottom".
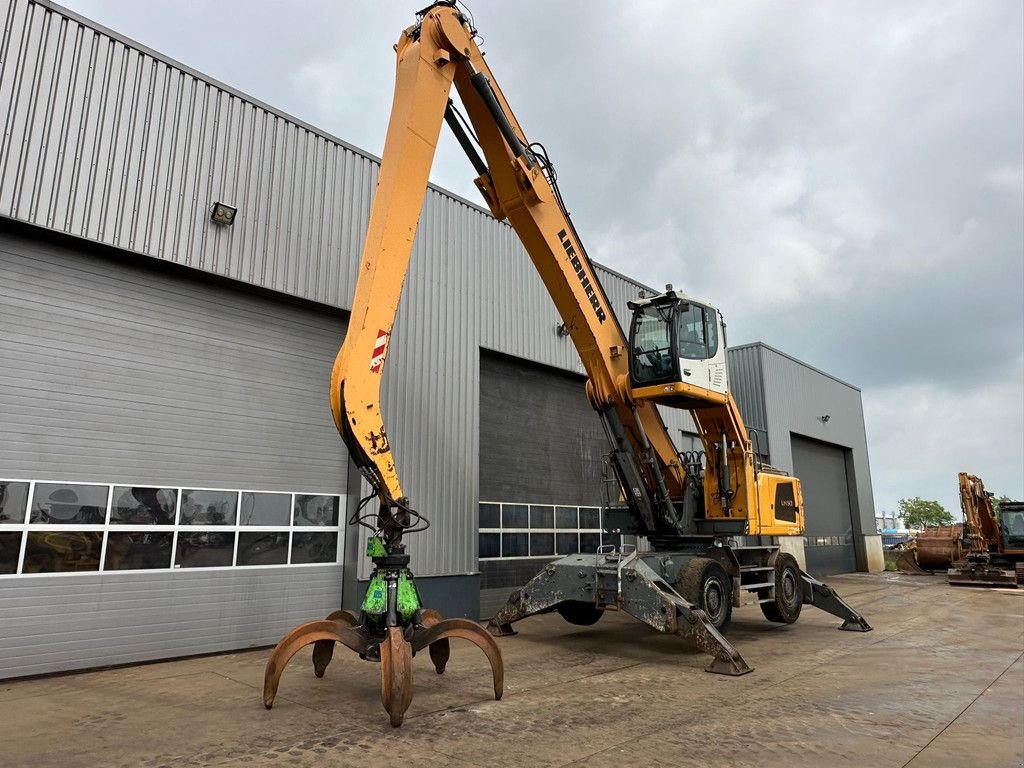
{"left": 262, "top": 1, "right": 871, "bottom": 726}
{"left": 916, "top": 473, "right": 1024, "bottom": 587}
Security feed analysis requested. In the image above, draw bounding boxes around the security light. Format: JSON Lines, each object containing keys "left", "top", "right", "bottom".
{"left": 210, "top": 201, "right": 237, "bottom": 226}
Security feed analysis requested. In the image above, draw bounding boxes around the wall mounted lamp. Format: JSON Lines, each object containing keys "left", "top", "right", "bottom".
{"left": 210, "top": 201, "right": 237, "bottom": 226}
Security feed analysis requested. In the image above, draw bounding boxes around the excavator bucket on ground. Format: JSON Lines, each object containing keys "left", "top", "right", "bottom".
{"left": 915, "top": 525, "right": 963, "bottom": 571}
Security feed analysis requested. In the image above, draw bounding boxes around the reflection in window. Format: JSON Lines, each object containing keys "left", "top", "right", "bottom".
{"left": 0, "top": 481, "right": 29, "bottom": 524}
{"left": 676, "top": 303, "right": 709, "bottom": 360}
{"left": 179, "top": 490, "right": 237, "bottom": 526}
{"left": 23, "top": 532, "right": 102, "bottom": 572}
{"left": 293, "top": 495, "right": 340, "bottom": 527}
{"left": 503, "top": 504, "right": 528, "bottom": 528}
{"left": 110, "top": 487, "right": 176, "bottom": 525}
{"left": 175, "top": 532, "right": 235, "bottom": 567}
{"left": 291, "top": 532, "right": 337, "bottom": 563}
{"left": 479, "top": 503, "right": 500, "bottom": 529}
{"left": 30, "top": 483, "right": 108, "bottom": 524}
{"left": 529, "top": 505, "right": 553, "bottom": 528}
{"left": 502, "top": 532, "right": 528, "bottom": 557}
{"left": 104, "top": 532, "right": 173, "bottom": 570}
{"left": 556, "top": 506, "right": 578, "bottom": 529}
{"left": 237, "top": 532, "right": 289, "bottom": 565}
{"left": 479, "top": 532, "right": 500, "bottom": 559}
{"left": 579, "top": 533, "right": 601, "bottom": 553}
{"left": 0, "top": 532, "right": 22, "bottom": 574}
{"left": 529, "top": 532, "right": 554, "bottom": 557}
{"left": 556, "top": 532, "right": 579, "bottom": 555}
{"left": 602, "top": 531, "right": 622, "bottom": 551}
{"left": 240, "top": 492, "right": 291, "bottom": 526}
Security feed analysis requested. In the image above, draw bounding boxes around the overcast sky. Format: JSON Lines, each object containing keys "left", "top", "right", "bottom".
{"left": 63, "top": 0, "right": 1024, "bottom": 518}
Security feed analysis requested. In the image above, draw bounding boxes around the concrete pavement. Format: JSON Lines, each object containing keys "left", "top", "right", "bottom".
{"left": 1, "top": 573, "right": 1021, "bottom": 767}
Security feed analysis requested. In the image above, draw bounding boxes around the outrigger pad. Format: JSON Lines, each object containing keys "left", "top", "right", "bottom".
{"left": 799, "top": 572, "right": 873, "bottom": 632}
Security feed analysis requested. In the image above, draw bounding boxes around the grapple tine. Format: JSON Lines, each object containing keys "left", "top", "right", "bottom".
{"left": 312, "top": 610, "right": 361, "bottom": 677}
{"left": 263, "top": 620, "right": 369, "bottom": 709}
{"left": 428, "top": 639, "right": 451, "bottom": 674}
{"left": 325, "top": 609, "right": 360, "bottom": 625}
{"left": 419, "top": 608, "right": 443, "bottom": 627}
{"left": 417, "top": 608, "right": 450, "bottom": 673}
{"left": 379, "top": 626, "right": 414, "bottom": 727}
{"left": 411, "top": 617, "right": 504, "bottom": 700}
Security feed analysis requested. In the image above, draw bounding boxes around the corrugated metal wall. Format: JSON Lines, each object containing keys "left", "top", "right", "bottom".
{"left": 727, "top": 345, "right": 768, "bottom": 435}
{"left": 0, "top": 229, "right": 348, "bottom": 491}
{"left": 0, "top": 567, "right": 341, "bottom": 678}
{"left": 0, "top": 0, "right": 708, "bottom": 580}
{"left": 0, "top": 0, "right": 374, "bottom": 307}
{"left": 0, "top": 227, "right": 349, "bottom": 675}
{"left": 753, "top": 343, "right": 876, "bottom": 566}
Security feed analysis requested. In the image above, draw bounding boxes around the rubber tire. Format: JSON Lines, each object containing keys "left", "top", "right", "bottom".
{"left": 676, "top": 557, "right": 733, "bottom": 633}
{"left": 556, "top": 601, "right": 605, "bottom": 626}
{"left": 759, "top": 552, "right": 803, "bottom": 624}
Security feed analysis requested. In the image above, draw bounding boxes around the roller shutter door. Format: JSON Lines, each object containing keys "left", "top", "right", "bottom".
{"left": 479, "top": 351, "right": 606, "bottom": 507}
{"left": 0, "top": 228, "right": 348, "bottom": 677}
{"left": 791, "top": 434, "right": 856, "bottom": 576}
{"left": 478, "top": 351, "right": 610, "bottom": 616}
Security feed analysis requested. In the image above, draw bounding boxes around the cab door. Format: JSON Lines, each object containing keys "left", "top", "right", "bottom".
{"left": 675, "top": 303, "right": 727, "bottom": 395}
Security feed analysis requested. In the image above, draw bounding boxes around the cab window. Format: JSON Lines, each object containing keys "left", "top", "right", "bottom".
{"left": 631, "top": 304, "right": 675, "bottom": 383}
{"left": 675, "top": 304, "right": 703, "bottom": 359}
{"left": 705, "top": 309, "right": 719, "bottom": 357}
{"left": 675, "top": 303, "right": 719, "bottom": 360}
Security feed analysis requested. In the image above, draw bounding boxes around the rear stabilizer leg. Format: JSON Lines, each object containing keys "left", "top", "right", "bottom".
{"left": 617, "top": 558, "right": 752, "bottom": 676}
{"left": 800, "top": 572, "right": 872, "bottom": 632}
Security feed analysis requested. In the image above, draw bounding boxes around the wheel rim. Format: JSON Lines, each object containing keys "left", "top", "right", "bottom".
{"left": 703, "top": 578, "right": 724, "bottom": 622}
{"left": 781, "top": 568, "right": 798, "bottom": 605}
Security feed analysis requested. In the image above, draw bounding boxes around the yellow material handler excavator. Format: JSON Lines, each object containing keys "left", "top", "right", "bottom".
{"left": 262, "top": 2, "right": 872, "bottom": 727}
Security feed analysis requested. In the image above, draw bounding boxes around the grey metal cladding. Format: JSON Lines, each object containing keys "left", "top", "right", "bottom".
{"left": 0, "top": 565, "right": 342, "bottom": 678}
{"left": 754, "top": 343, "right": 876, "bottom": 532}
{"left": 726, "top": 344, "right": 768, "bottom": 434}
{"left": 0, "top": 229, "right": 348, "bottom": 492}
{"left": 0, "top": 0, "right": 376, "bottom": 308}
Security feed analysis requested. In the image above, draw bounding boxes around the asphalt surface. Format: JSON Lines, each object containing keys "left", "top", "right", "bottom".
{"left": 2, "top": 572, "right": 1022, "bottom": 767}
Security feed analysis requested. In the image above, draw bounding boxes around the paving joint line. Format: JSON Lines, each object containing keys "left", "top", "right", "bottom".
{"left": 899, "top": 649, "right": 1024, "bottom": 768}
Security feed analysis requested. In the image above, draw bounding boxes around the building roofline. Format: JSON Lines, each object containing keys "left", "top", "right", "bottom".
{"left": 30, "top": 1, "right": 497, "bottom": 216}
{"left": 729, "top": 342, "right": 862, "bottom": 392}
{"left": 32, "top": 0, "right": 650, "bottom": 295}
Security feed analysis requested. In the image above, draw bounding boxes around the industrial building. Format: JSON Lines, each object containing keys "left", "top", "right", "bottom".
{"left": 0, "top": 0, "right": 880, "bottom": 678}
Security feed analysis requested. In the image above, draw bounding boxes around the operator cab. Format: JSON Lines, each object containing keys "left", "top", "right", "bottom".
{"left": 1001, "top": 503, "right": 1024, "bottom": 549}
{"left": 627, "top": 286, "right": 729, "bottom": 407}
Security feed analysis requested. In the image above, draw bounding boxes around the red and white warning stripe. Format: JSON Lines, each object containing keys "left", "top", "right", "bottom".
{"left": 369, "top": 329, "right": 389, "bottom": 373}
